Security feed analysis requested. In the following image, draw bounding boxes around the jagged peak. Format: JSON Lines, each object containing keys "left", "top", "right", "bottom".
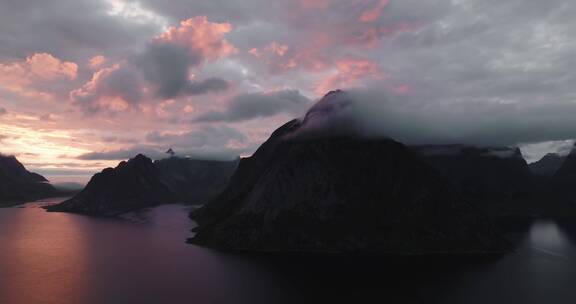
{"left": 131, "top": 153, "right": 152, "bottom": 162}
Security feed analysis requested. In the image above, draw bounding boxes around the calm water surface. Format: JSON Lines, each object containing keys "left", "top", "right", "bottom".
{"left": 1, "top": 198, "right": 576, "bottom": 304}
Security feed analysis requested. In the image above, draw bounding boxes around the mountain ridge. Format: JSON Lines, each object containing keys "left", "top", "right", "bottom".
{"left": 45, "top": 154, "right": 239, "bottom": 215}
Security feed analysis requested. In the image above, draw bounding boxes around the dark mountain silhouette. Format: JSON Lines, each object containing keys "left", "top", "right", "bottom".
{"left": 550, "top": 145, "right": 576, "bottom": 196}
{"left": 46, "top": 154, "right": 238, "bottom": 215}
{"left": 189, "top": 91, "right": 508, "bottom": 254}
{"left": 408, "top": 145, "right": 576, "bottom": 222}
{"left": 155, "top": 156, "right": 240, "bottom": 203}
{"left": 412, "top": 145, "right": 537, "bottom": 200}
{"left": 0, "top": 154, "right": 59, "bottom": 205}
{"left": 530, "top": 153, "right": 566, "bottom": 178}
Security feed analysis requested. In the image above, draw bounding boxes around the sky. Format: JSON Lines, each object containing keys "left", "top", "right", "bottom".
{"left": 2, "top": 0, "right": 576, "bottom": 176}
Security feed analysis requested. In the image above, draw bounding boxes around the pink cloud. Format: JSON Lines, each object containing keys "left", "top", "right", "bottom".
{"left": 71, "top": 16, "right": 236, "bottom": 114}
{"left": 156, "top": 16, "right": 237, "bottom": 62}
{"left": 359, "top": 0, "right": 390, "bottom": 23}
{"left": 70, "top": 64, "right": 144, "bottom": 113}
{"left": 26, "top": 53, "right": 78, "bottom": 80}
{"left": 0, "top": 53, "right": 77, "bottom": 101}
{"left": 315, "top": 57, "right": 386, "bottom": 94}
{"left": 249, "top": 41, "right": 329, "bottom": 73}
{"left": 88, "top": 55, "right": 107, "bottom": 69}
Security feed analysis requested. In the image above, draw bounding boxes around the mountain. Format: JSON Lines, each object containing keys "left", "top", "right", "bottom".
{"left": 189, "top": 91, "right": 507, "bottom": 254}
{"left": 0, "top": 154, "right": 58, "bottom": 205}
{"left": 45, "top": 154, "right": 238, "bottom": 215}
{"left": 551, "top": 146, "right": 576, "bottom": 196}
{"left": 412, "top": 145, "right": 537, "bottom": 200}
{"left": 529, "top": 153, "right": 565, "bottom": 178}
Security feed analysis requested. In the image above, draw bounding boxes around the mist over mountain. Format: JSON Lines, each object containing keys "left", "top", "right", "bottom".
{"left": 301, "top": 89, "right": 576, "bottom": 148}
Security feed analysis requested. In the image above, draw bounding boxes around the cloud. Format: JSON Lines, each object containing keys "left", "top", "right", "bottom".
{"left": 155, "top": 16, "right": 237, "bottom": 61}
{"left": 315, "top": 57, "right": 386, "bottom": 94}
{"left": 78, "top": 145, "right": 244, "bottom": 161}
{"left": 0, "top": 107, "right": 6, "bottom": 116}
{"left": 70, "top": 64, "right": 144, "bottom": 113}
{"left": 10, "top": 0, "right": 576, "bottom": 170}
{"left": 359, "top": 0, "right": 390, "bottom": 23}
{"left": 146, "top": 125, "right": 246, "bottom": 147}
{"left": 88, "top": 55, "right": 106, "bottom": 69}
{"left": 0, "top": 0, "right": 161, "bottom": 62}
{"left": 298, "top": 89, "right": 576, "bottom": 148}
{"left": 79, "top": 125, "right": 248, "bottom": 161}
{"left": 71, "top": 16, "right": 235, "bottom": 114}
{"left": 195, "top": 89, "right": 311, "bottom": 122}
{"left": 134, "top": 43, "right": 229, "bottom": 99}
{"left": 78, "top": 146, "right": 166, "bottom": 161}
{"left": 26, "top": 53, "right": 77, "bottom": 80}
{"left": 0, "top": 53, "right": 78, "bottom": 99}
{"left": 520, "top": 140, "right": 575, "bottom": 163}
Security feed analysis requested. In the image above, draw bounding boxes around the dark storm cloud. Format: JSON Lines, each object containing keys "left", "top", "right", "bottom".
{"left": 195, "top": 89, "right": 310, "bottom": 122}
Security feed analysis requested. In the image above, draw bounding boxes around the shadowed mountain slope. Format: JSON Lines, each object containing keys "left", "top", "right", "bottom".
{"left": 190, "top": 91, "right": 508, "bottom": 254}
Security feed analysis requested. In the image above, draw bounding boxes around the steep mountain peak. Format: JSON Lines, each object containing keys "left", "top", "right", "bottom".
{"left": 303, "top": 89, "right": 351, "bottom": 121}
{"left": 283, "top": 89, "right": 382, "bottom": 140}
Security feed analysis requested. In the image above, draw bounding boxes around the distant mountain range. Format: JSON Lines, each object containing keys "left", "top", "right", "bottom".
{"left": 0, "top": 154, "right": 60, "bottom": 206}
{"left": 45, "top": 155, "right": 238, "bottom": 215}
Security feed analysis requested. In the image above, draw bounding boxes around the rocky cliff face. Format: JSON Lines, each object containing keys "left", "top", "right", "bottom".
{"left": 190, "top": 91, "right": 508, "bottom": 254}
{"left": 0, "top": 155, "right": 58, "bottom": 205}
{"left": 46, "top": 154, "right": 238, "bottom": 215}
{"left": 529, "top": 153, "right": 566, "bottom": 178}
